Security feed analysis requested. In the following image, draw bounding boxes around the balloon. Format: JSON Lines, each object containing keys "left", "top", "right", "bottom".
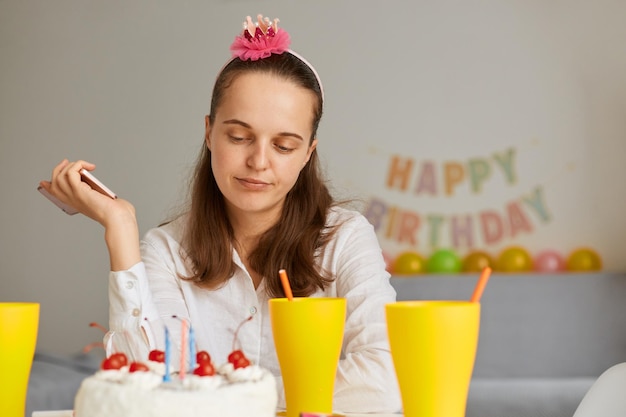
{"left": 566, "top": 248, "right": 602, "bottom": 272}
{"left": 533, "top": 250, "right": 566, "bottom": 272}
{"left": 426, "top": 249, "right": 462, "bottom": 273}
{"left": 392, "top": 251, "right": 426, "bottom": 275}
{"left": 462, "top": 250, "right": 494, "bottom": 273}
{"left": 496, "top": 246, "right": 533, "bottom": 272}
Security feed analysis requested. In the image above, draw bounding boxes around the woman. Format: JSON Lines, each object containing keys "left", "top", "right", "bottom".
{"left": 40, "top": 14, "right": 401, "bottom": 413}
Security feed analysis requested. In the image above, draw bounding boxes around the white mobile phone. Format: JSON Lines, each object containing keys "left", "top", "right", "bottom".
{"left": 37, "top": 186, "right": 80, "bottom": 215}
{"left": 38, "top": 169, "right": 117, "bottom": 215}
{"left": 79, "top": 169, "right": 117, "bottom": 199}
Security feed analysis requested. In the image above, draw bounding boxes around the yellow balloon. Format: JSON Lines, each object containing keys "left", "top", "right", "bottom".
{"left": 566, "top": 248, "right": 602, "bottom": 272}
{"left": 462, "top": 250, "right": 494, "bottom": 273}
{"left": 496, "top": 246, "right": 533, "bottom": 272}
{"left": 393, "top": 251, "right": 426, "bottom": 275}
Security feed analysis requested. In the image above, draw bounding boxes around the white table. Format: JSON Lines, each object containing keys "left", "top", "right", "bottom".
{"left": 32, "top": 410, "right": 402, "bottom": 417}
{"left": 33, "top": 412, "right": 402, "bottom": 417}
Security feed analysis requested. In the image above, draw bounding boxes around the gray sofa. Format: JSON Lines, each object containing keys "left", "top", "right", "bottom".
{"left": 26, "top": 272, "right": 625, "bottom": 417}
{"left": 27, "top": 352, "right": 100, "bottom": 417}
{"left": 392, "top": 272, "right": 626, "bottom": 417}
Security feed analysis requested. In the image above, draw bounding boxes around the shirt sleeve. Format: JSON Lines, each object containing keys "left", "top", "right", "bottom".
{"left": 107, "top": 261, "right": 160, "bottom": 361}
{"left": 331, "top": 213, "right": 403, "bottom": 413}
{"left": 106, "top": 226, "right": 187, "bottom": 366}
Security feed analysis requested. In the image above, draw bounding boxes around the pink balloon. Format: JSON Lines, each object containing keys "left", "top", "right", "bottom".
{"left": 534, "top": 250, "right": 566, "bottom": 272}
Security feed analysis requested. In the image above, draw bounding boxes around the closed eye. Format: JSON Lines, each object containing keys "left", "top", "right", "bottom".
{"left": 228, "top": 135, "right": 247, "bottom": 143}
{"left": 275, "top": 144, "right": 295, "bottom": 153}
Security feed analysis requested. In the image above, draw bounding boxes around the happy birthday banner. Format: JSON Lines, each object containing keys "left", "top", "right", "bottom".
{"left": 357, "top": 144, "right": 603, "bottom": 273}
{"left": 364, "top": 147, "right": 551, "bottom": 250}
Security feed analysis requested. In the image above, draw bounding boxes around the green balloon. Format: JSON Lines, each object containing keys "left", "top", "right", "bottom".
{"left": 427, "top": 249, "right": 462, "bottom": 273}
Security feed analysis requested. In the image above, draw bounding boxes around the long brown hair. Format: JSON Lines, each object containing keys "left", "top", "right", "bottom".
{"left": 182, "top": 53, "right": 336, "bottom": 297}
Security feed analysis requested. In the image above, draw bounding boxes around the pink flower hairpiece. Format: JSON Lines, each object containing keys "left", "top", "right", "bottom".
{"left": 225, "top": 14, "right": 325, "bottom": 102}
{"left": 230, "top": 15, "right": 291, "bottom": 61}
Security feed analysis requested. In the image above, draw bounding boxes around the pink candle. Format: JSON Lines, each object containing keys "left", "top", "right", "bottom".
{"left": 180, "top": 319, "right": 188, "bottom": 379}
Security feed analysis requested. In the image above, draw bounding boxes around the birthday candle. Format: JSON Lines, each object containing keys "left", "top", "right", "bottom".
{"left": 180, "top": 320, "right": 188, "bottom": 379}
{"left": 163, "top": 327, "right": 171, "bottom": 382}
{"left": 189, "top": 325, "right": 196, "bottom": 373}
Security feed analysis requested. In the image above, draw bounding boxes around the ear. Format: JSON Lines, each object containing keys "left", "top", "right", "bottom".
{"left": 303, "top": 138, "right": 318, "bottom": 166}
{"left": 205, "top": 115, "right": 212, "bottom": 150}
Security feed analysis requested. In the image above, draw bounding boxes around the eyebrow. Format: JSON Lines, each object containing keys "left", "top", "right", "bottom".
{"left": 222, "top": 119, "right": 305, "bottom": 142}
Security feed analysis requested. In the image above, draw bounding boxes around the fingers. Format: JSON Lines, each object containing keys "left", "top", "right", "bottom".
{"left": 38, "top": 180, "right": 51, "bottom": 192}
{"left": 50, "top": 159, "right": 96, "bottom": 177}
{"left": 41, "top": 159, "right": 127, "bottom": 226}
{"left": 50, "top": 159, "right": 95, "bottom": 186}
{"left": 50, "top": 158, "right": 69, "bottom": 181}
{"left": 46, "top": 159, "right": 99, "bottom": 203}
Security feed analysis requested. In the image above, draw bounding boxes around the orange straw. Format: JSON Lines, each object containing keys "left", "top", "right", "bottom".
{"left": 279, "top": 269, "right": 294, "bottom": 301}
{"left": 470, "top": 266, "right": 492, "bottom": 303}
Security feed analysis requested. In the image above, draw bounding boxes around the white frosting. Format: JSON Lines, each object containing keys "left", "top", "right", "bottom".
{"left": 124, "top": 371, "right": 163, "bottom": 388}
{"left": 95, "top": 368, "right": 128, "bottom": 383}
{"left": 74, "top": 364, "right": 278, "bottom": 417}
{"left": 146, "top": 360, "right": 166, "bottom": 375}
{"left": 219, "top": 363, "right": 266, "bottom": 383}
{"left": 182, "top": 374, "right": 226, "bottom": 390}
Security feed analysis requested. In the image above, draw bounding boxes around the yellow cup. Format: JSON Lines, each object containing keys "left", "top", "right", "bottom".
{"left": 269, "top": 297, "right": 346, "bottom": 417}
{"left": 386, "top": 301, "right": 480, "bottom": 417}
{"left": 0, "top": 302, "right": 40, "bottom": 417}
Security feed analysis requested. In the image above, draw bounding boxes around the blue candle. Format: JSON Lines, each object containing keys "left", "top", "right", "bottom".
{"left": 189, "top": 325, "right": 196, "bottom": 373}
{"left": 163, "top": 326, "right": 171, "bottom": 382}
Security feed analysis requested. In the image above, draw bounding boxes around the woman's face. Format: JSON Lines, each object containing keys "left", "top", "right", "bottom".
{"left": 205, "top": 72, "right": 318, "bottom": 223}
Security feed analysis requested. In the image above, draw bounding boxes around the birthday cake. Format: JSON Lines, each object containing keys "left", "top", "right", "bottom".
{"left": 73, "top": 348, "right": 278, "bottom": 417}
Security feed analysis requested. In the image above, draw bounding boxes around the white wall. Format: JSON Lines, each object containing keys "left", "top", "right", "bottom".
{"left": 1, "top": 0, "right": 625, "bottom": 355}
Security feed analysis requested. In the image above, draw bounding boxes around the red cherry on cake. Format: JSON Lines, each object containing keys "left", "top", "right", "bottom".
{"left": 228, "top": 316, "right": 254, "bottom": 370}
{"left": 228, "top": 350, "right": 250, "bottom": 369}
{"left": 227, "top": 349, "right": 244, "bottom": 363}
{"left": 101, "top": 352, "right": 128, "bottom": 370}
{"left": 148, "top": 349, "right": 165, "bottom": 363}
{"left": 196, "top": 350, "right": 211, "bottom": 364}
{"left": 129, "top": 362, "right": 150, "bottom": 372}
{"left": 233, "top": 356, "right": 251, "bottom": 369}
{"left": 193, "top": 361, "right": 215, "bottom": 377}
{"left": 111, "top": 352, "right": 128, "bottom": 367}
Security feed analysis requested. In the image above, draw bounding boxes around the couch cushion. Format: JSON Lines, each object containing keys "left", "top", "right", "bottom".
{"left": 27, "top": 352, "right": 100, "bottom": 417}
{"left": 391, "top": 272, "right": 626, "bottom": 378}
{"left": 468, "top": 378, "right": 595, "bottom": 417}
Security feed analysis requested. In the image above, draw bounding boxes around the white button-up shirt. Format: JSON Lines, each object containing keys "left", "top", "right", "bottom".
{"left": 107, "top": 207, "right": 401, "bottom": 413}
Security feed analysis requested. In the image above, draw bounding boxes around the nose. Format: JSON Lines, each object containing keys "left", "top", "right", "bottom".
{"left": 246, "top": 141, "right": 270, "bottom": 170}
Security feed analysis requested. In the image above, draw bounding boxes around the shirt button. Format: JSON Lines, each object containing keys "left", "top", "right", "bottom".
{"left": 132, "top": 308, "right": 141, "bottom": 317}
{"left": 249, "top": 306, "right": 257, "bottom": 315}
{"left": 125, "top": 281, "right": 134, "bottom": 289}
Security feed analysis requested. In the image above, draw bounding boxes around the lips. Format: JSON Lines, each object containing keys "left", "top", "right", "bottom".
{"left": 236, "top": 177, "right": 271, "bottom": 190}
